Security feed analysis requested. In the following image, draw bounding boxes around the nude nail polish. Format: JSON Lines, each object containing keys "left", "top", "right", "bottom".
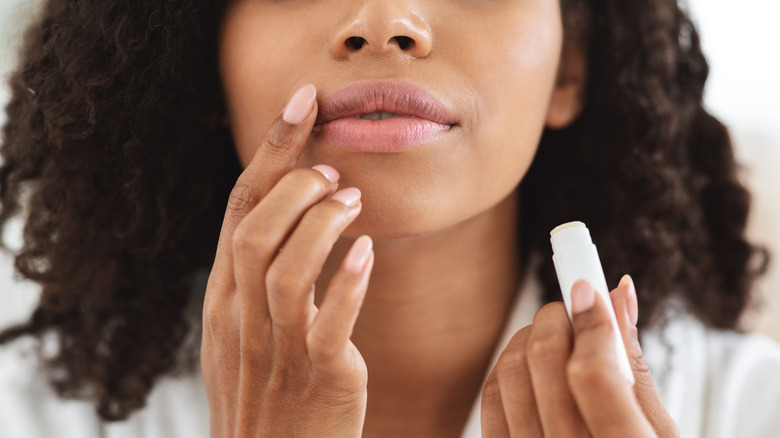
{"left": 282, "top": 84, "right": 316, "bottom": 125}
{"left": 312, "top": 164, "right": 340, "bottom": 183}
{"left": 331, "top": 188, "right": 361, "bottom": 207}
{"left": 571, "top": 280, "right": 596, "bottom": 313}
{"left": 621, "top": 275, "right": 639, "bottom": 327}
{"left": 345, "top": 235, "right": 373, "bottom": 272}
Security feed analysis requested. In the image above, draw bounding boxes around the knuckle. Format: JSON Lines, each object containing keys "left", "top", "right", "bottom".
{"left": 566, "top": 355, "right": 620, "bottom": 391}
{"left": 202, "top": 297, "right": 222, "bottom": 329}
{"left": 202, "top": 293, "right": 235, "bottom": 341}
{"left": 303, "top": 201, "right": 351, "bottom": 231}
{"left": 526, "top": 332, "right": 563, "bottom": 365}
{"left": 535, "top": 301, "right": 566, "bottom": 321}
{"left": 495, "top": 327, "right": 531, "bottom": 376}
{"left": 624, "top": 326, "right": 646, "bottom": 360}
{"left": 205, "top": 270, "right": 231, "bottom": 295}
{"left": 227, "top": 180, "right": 261, "bottom": 216}
{"left": 264, "top": 127, "right": 297, "bottom": 157}
{"left": 495, "top": 347, "right": 527, "bottom": 380}
{"left": 578, "top": 311, "right": 614, "bottom": 334}
{"left": 504, "top": 326, "right": 531, "bottom": 352}
{"left": 232, "top": 224, "right": 272, "bottom": 261}
{"left": 628, "top": 348, "right": 652, "bottom": 375}
{"left": 306, "top": 329, "right": 339, "bottom": 364}
{"left": 280, "top": 168, "right": 330, "bottom": 197}
{"left": 266, "top": 261, "right": 306, "bottom": 293}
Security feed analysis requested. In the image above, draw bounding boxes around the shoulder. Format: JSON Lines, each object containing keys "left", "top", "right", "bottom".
{"left": 102, "top": 370, "right": 210, "bottom": 438}
{"left": 704, "top": 326, "right": 780, "bottom": 375}
{"left": 0, "top": 339, "right": 210, "bottom": 438}
{"left": 0, "top": 339, "right": 99, "bottom": 438}
{"left": 641, "top": 310, "right": 780, "bottom": 438}
{"left": 702, "top": 327, "right": 780, "bottom": 438}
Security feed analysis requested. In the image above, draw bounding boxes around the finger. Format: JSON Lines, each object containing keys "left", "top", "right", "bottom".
{"left": 568, "top": 280, "right": 656, "bottom": 437}
{"left": 232, "top": 166, "right": 339, "bottom": 317}
{"left": 307, "top": 236, "right": 373, "bottom": 375}
{"left": 526, "top": 302, "right": 589, "bottom": 437}
{"left": 612, "top": 276, "right": 680, "bottom": 437}
{"left": 267, "top": 188, "right": 362, "bottom": 331}
{"left": 212, "top": 84, "right": 318, "bottom": 280}
{"left": 481, "top": 370, "right": 511, "bottom": 438}
{"left": 493, "top": 328, "right": 544, "bottom": 437}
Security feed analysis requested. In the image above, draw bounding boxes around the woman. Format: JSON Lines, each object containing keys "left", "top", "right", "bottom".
{"left": 1, "top": 0, "right": 779, "bottom": 436}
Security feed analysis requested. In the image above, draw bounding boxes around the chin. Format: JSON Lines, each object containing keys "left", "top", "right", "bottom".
{"left": 344, "top": 200, "right": 446, "bottom": 241}
{"left": 343, "top": 189, "right": 484, "bottom": 243}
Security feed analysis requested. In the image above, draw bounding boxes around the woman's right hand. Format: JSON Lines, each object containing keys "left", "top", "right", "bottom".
{"left": 201, "top": 84, "right": 373, "bottom": 438}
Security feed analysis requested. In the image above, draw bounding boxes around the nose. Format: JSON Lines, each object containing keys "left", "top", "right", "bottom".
{"left": 330, "top": 3, "right": 433, "bottom": 59}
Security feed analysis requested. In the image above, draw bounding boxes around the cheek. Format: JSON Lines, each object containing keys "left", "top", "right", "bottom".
{"left": 444, "top": 3, "right": 563, "bottom": 205}
{"left": 219, "top": 4, "right": 324, "bottom": 165}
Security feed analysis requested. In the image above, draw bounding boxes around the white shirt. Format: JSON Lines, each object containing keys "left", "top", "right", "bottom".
{"left": 2, "top": 274, "right": 780, "bottom": 438}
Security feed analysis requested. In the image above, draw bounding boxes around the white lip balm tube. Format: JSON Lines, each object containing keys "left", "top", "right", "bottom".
{"left": 550, "top": 221, "right": 635, "bottom": 386}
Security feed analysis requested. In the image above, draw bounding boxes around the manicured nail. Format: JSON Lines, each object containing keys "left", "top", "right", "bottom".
{"left": 571, "top": 280, "right": 596, "bottom": 314}
{"left": 282, "top": 84, "right": 316, "bottom": 125}
{"left": 331, "top": 187, "right": 361, "bottom": 207}
{"left": 620, "top": 274, "right": 639, "bottom": 326}
{"left": 345, "top": 235, "right": 373, "bottom": 272}
{"left": 312, "top": 164, "right": 340, "bottom": 183}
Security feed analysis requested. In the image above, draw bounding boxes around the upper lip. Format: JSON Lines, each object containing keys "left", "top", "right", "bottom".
{"left": 315, "top": 81, "right": 458, "bottom": 126}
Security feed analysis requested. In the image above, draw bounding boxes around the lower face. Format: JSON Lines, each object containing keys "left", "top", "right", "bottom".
{"left": 218, "top": 0, "right": 564, "bottom": 239}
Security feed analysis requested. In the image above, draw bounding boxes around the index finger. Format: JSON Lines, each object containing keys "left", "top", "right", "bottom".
{"left": 212, "top": 84, "right": 318, "bottom": 278}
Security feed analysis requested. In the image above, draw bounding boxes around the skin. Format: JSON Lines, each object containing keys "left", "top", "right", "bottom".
{"left": 219, "top": 0, "right": 567, "bottom": 239}
{"left": 202, "top": 0, "right": 680, "bottom": 436}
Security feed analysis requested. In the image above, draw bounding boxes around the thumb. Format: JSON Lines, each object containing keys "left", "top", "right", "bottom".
{"left": 611, "top": 275, "right": 680, "bottom": 437}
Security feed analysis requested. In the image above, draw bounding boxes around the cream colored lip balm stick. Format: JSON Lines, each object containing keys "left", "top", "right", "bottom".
{"left": 550, "top": 221, "right": 635, "bottom": 385}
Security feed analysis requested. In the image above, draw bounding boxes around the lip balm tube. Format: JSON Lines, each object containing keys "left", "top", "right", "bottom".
{"left": 550, "top": 221, "right": 635, "bottom": 385}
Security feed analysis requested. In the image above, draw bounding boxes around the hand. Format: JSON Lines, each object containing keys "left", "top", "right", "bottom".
{"left": 481, "top": 275, "right": 680, "bottom": 437}
{"left": 200, "top": 84, "right": 372, "bottom": 438}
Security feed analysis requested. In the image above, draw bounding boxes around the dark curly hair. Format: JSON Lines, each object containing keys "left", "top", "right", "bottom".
{"left": 0, "top": 0, "right": 768, "bottom": 423}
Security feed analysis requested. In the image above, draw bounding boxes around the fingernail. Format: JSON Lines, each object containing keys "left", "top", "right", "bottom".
{"left": 345, "top": 235, "right": 373, "bottom": 272}
{"left": 331, "top": 187, "right": 361, "bottom": 207}
{"left": 571, "top": 280, "right": 596, "bottom": 314}
{"left": 282, "top": 84, "right": 316, "bottom": 125}
{"left": 621, "top": 274, "right": 639, "bottom": 326}
{"left": 312, "top": 164, "right": 340, "bottom": 183}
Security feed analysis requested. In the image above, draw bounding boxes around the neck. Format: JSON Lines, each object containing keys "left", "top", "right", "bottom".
{"left": 316, "top": 191, "right": 522, "bottom": 437}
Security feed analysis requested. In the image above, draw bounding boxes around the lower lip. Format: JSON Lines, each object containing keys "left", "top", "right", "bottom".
{"left": 313, "top": 117, "right": 453, "bottom": 152}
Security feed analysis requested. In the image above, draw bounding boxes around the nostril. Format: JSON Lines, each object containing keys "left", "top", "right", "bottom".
{"left": 345, "top": 36, "right": 366, "bottom": 50}
{"left": 393, "top": 36, "right": 414, "bottom": 50}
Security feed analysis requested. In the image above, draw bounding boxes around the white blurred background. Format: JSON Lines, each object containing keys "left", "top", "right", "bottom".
{"left": 1, "top": 0, "right": 779, "bottom": 339}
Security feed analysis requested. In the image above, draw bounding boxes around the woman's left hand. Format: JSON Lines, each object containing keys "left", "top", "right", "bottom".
{"left": 481, "top": 275, "right": 680, "bottom": 437}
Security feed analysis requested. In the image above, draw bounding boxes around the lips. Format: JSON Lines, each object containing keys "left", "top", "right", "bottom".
{"left": 313, "top": 82, "right": 457, "bottom": 152}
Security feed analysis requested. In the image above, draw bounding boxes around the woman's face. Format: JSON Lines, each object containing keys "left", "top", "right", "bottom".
{"left": 219, "top": 0, "right": 579, "bottom": 239}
